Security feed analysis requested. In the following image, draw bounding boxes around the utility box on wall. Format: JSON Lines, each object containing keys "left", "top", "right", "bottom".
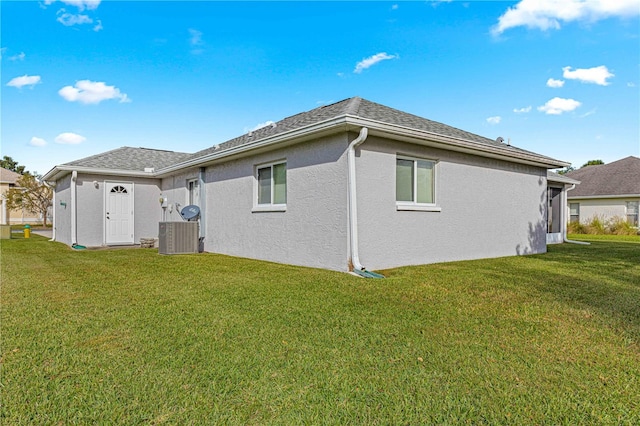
{"left": 158, "top": 221, "right": 199, "bottom": 255}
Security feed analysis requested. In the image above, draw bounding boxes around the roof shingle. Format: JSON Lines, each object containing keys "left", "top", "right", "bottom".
{"left": 566, "top": 156, "right": 640, "bottom": 197}
{"left": 0, "top": 167, "right": 22, "bottom": 184}
{"left": 188, "top": 97, "right": 552, "bottom": 162}
{"left": 64, "top": 147, "right": 191, "bottom": 171}
{"left": 54, "top": 97, "right": 563, "bottom": 176}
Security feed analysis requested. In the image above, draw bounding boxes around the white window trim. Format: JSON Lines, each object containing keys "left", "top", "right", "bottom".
{"left": 187, "top": 178, "right": 198, "bottom": 205}
{"left": 252, "top": 160, "right": 287, "bottom": 213}
{"left": 569, "top": 202, "right": 580, "bottom": 223}
{"left": 396, "top": 203, "right": 442, "bottom": 212}
{"left": 395, "top": 155, "right": 440, "bottom": 212}
{"left": 626, "top": 201, "right": 639, "bottom": 226}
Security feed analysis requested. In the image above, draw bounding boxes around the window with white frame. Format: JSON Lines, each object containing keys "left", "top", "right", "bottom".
{"left": 256, "top": 161, "right": 286, "bottom": 208}
{"left": 627, "top": 201, "right": 639, "bottom": 226}
{"left": 396, "top": 156, "right": 438, "bottom": 210}
{"left": 187, "top": 178, "right": 199, "bottom": 205}
{"left": 569, "top": 203, "right": 580, "bottom": 223}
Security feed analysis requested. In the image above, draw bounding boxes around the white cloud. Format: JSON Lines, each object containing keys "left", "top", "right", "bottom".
{"left": 492, "top": 0, "right": 640, "bottom": 35}
{"left": 93, "top": 20, "right": 103, "bottom": 32}
{"left": 189, "top": 29, "right": 203, "bottom": 46}
{"left": 486, "top": 116, "right": 502, "bottom": 125}
{"left": 513, "top": 106, "right": 532, "bottom": 113}
{"left": 6, "top": 75, "right": 41, "bottom": 88}
{"left": 546, "top": 78, "right": 565, "bottom": 88}
{"left": 245, "top": 120, "right": 276, "bottom": 133}
{"left": 537, "top": 97, "right": 581, "bottom": 115}
{"left": 188, "top": 29, "right": 204, "bottom": 54}
{"left": 57, "top": 10, "right": 93, "bottom": 26}
{"left": 628, "top": 82, "right": 636, "bottom": 87}
{"left": 54, "top": 132, "right": 86, "bottom": 145}
{"left": 431, "top": 0, "right": 453, "bottom": 8}
{"left": 354, "top": 52, "right": 398, "bottom": 74}
{"left": 579, "top": 108, "right": 597, "bottom": 118}
{"left": 29, "top": 137, "right": 47, "bottom": 147}
{"left": 391, "top": 4, "right": 399, "bottom": 10}
{"left": 45, "top": 0, "right": 101, "bottom": 11}
{"left": 9, "top": 52, "right": 26, "bottom": 61}
{"left": 562, "top": 65, "right": 614, "bottom": 85}
{"left": 58, "top": 80, "right": 130, "bottom": 104}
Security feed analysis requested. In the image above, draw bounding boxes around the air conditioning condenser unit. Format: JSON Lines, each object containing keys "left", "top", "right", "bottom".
{"left": 158, "top": 221, "right": 199, "bottom": 255}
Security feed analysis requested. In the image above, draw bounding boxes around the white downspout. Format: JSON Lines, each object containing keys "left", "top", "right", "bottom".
{"left": 198, "top": 167, "right": 206, "bottom": 248}
{"left": 71, "top": 170, "right": 77, "bottom": 245}
{"left": 347, "top": 127, "right": 369, "bottom": 272}
{"left": 563, "top": 183, "right": 589, "bottom": 245}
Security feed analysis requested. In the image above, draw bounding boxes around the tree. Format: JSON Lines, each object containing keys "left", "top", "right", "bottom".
{"left": 556, "top": 166, "right": 575, "bottom": 175}
{"left": 5, "top": 174, "right": 53, "bottom": 227}
{"left": 0, "top": 156, "right": 27, "bottom": 175}
{"left": 581, "top": 159, "right": 605, "bottom": 168}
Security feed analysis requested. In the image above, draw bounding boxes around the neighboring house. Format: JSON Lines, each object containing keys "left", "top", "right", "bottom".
{"left": 43, "top": 97, "right": 571, "bottom": 273}
{"left": 0, "top": 167, "right": 41, "bottom": 224}
{"left": 565, "top": 156, "right": 640, "bottom": 227}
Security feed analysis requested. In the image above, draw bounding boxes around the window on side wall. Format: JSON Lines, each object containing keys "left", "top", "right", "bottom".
{"left": 254, "top": 161, "right": 286, "bottom": 212}
{"left": 396, "top": 155, "right": 440, "bottom": 212}
{"left": 627, "top": 201, "right": 639, "bottom": 226}
{"left": 569, "top": 203, "right": 580, "bottom": 223}
{"left": 187, "top": 178, "right": 199, "bottom": 205}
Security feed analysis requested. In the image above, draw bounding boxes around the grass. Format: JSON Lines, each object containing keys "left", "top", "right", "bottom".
{"left": 569, "top": 233, "right": 640, "bottom": 243}
{"left": 2, "top": 235, "right": 639, "bottom": 424}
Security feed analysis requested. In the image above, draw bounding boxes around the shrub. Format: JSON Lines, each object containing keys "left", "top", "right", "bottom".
{"left": 567, "top": 220, "right": 586, "bottom": 234}
{"left": 569, "top": 215, "right": 639, "bottom": 236}
{"left": 585, "top": 216, "right": 607, "bottom": 234}
{"left": 608, "top": 216, "right": 639, "bottom": 236}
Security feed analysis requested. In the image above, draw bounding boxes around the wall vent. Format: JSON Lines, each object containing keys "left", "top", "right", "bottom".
{"left": 158, "top": 221, "right": 199, "bottom": 255}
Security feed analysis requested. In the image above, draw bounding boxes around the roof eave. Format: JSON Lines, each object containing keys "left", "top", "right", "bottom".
{"left": 547, "top": 174, "right": 580, "bottom": 185}
{"left": 345, "top": 116, "right": 570, "bottom": 169}
{"left": 43, "top": 165, "right": 157, "bottom": 183}
{"left": 155, "top": 116, "right": 350, "bottom": 177}
{"left": 155, "top": 114, "right": 568, "bottom": 175}
{"left": 568, "top": 194, "right": 640, "bottom": 200}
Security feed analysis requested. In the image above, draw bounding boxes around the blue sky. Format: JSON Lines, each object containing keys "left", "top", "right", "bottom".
{"left": 2, "top": 0, "right": 639, "bottom": 176}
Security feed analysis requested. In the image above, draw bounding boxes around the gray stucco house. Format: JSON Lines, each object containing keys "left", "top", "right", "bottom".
{"left": 43, "top": 97, "right": 571, "bottom": 273}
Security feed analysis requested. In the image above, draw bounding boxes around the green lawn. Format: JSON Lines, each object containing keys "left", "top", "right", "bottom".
{"left": 2, "top": 235, "right": 639, "bottom": 424}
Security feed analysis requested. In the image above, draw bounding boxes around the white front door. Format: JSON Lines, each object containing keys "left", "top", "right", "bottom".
{"left": 105, "top": 182, "right": 134, "bottom": 245}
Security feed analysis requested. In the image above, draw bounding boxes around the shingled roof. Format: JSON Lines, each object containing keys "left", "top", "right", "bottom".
{"left": 566, "top": 156, "right": 640, "bottom": 197}
{"left": 45, "top": 96, "right": 565, "bottom": 181}
{"left": 188, "top": 97, "right": 553, "bottom": 163}
{"left": 0, "top": 167, "right": 22, "bottom": 184}
{"left": 63, "top": 147, "right": 191, "bottom": 172}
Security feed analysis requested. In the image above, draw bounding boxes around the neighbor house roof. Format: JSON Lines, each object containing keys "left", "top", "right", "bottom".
{"left": 44, "top": 97, "right": 568, "bottom": 182}
{"left": 0, "top": 167, "right": 21, "bottom": 184}
{"left": 565, "top": 156, "right": 640, "bottom": 198}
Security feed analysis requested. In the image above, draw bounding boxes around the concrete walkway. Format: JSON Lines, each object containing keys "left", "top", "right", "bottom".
{"left": 32, "top": 229, "right": 53, "bottom": 239}
{"left": 11, "top": 228, "right": 53, "bottom": 239}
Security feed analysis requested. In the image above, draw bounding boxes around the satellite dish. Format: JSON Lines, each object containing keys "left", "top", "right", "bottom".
{"left": 180, "top": 205, "right": 200, "bottom": 221}
{"left": 496, "top": 137, "right": 505, "bottom": 144}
